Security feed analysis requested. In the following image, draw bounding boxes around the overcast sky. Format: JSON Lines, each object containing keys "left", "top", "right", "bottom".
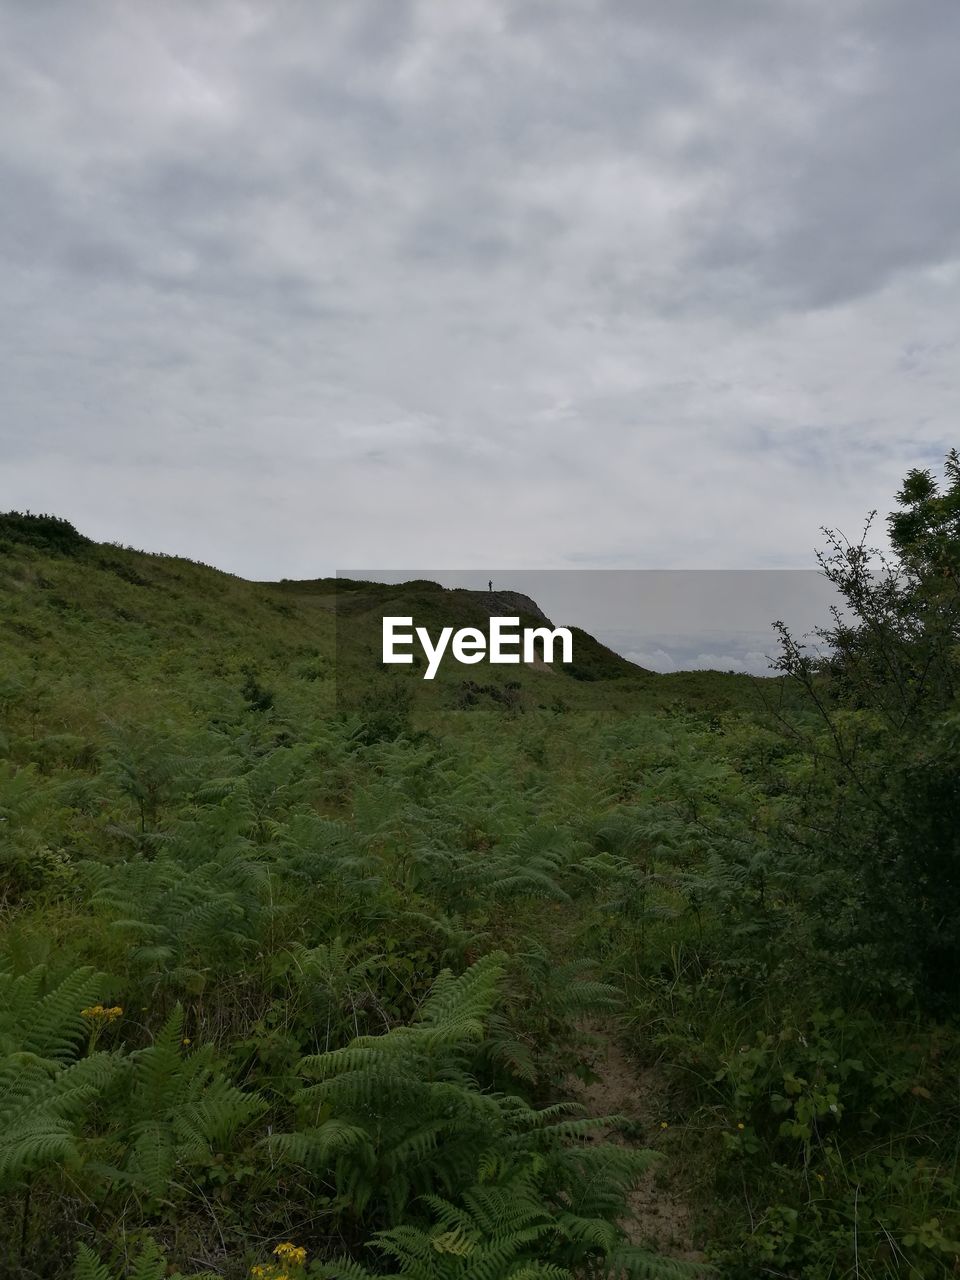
{"left": 1, "top": 0, "right": 957, "bottom": 579}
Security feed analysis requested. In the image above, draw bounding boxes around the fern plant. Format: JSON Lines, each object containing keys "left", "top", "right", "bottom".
{"left": 94, "top": 1006, "right": 265, "bottom": 1206}
{"left": 0, "top": 965, "right": 116, "bottom": 1190}
{"left": 315, "top": 1165, "right": 695, "bottom": 1280}
{"left": 85, "top": 846, "right": 270, "bottom": 996}
{"left": 268, "top": 953, "right": 667, "bottom": 1270}
{"left": 73, "top": 1238, "right": 218, "bottom": 1280}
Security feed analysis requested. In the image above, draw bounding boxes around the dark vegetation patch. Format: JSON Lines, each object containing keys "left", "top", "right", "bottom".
{"left": 95, "top": 556, "right": 154, "bottom": 587}
{"left": 451, "top": 678, "right": 524, "bottom": 711}
{"left": 0, "top": 511, "right": 91, "bottom": 556}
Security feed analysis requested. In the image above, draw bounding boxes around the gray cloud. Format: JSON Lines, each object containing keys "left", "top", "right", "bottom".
{"left": 1, "top": 0, "right": 958, "bottom": 578}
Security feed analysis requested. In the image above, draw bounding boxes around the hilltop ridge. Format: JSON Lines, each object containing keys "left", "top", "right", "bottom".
{"left": 0, "top": 511, "right": 772, "bottom": 712}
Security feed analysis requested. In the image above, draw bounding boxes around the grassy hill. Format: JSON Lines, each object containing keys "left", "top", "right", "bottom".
{"left": 0, "top": 515, "right": 772, "bottom": 736}
{"left": 1, "top": 511, "right": 957, "bottom": 1280}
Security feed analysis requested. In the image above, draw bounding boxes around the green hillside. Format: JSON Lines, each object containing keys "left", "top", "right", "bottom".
{"left": 1, "top": 484, "right": 959, "bottom": 1280}
{"left": 0, "top": 517, "right": 767, "bottom": 737}
{"left": 272, "top": 572, "right": 771, "bottom": 716}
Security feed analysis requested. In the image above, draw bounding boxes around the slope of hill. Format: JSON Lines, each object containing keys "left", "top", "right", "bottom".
{"left": 3, "top": 511, "right": 954, "bottom": 1280}
{"left": 0, "top": 514, "right": 770, "bottom": 736}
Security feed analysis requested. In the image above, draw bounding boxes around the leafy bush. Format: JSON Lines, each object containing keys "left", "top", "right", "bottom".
{"left": 0, "top": 511, "right": 91, "bottom": 555}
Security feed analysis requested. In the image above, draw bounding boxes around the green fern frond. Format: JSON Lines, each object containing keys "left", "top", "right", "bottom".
{"left": 116, "top": 1007, "right": 265, "bottom": 1200}
{"left": 72, "top": 1244, "right": 112, "bottom": 1280}
{"left": 0, "top": 965, "right": 104, "bottom": 1062}
{"left": 603, "top": 1244, "right": 701, "bottom": 1279}
{"left": 73, "top": 1238, "right": 221, "bottom": 1280}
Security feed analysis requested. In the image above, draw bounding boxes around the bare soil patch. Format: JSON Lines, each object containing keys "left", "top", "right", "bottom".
{"left": 566, "top": 1023, "right": 707, "bottom": 1269}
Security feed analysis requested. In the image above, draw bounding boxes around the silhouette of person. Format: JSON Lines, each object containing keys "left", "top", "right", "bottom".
{"left": 488, "top": 579, "right": 493, "bottom": 593}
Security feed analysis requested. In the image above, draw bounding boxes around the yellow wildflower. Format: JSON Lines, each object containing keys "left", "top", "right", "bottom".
{"left": 250, "top": 1241, "right": 307, "bottom": 1278}
{"left": 182, "top": 1037, "right": 191, "bottom": 1045}
{"left": 659, "top": 1121, "right": 669, "bottom": 1129}
{"left": 273, "top": 1242, "right": 307, "bottom": 1267}
{"left": 737, "top": 1122, "right": 745, "bottom": 1130}
{"left": 81, "top": 1004, "right": 122, "bottom": 1022}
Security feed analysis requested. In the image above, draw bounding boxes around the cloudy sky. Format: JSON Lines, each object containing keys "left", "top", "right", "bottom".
{"left": 1, "top": 0, "right": 957, "bottom": 580}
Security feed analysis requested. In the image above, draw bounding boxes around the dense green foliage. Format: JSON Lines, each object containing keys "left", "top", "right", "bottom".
{"left": 774, "top": 451, "right": 960, "bottom": 1007}
{"left": 1, "top": 466, "right": 959, "bottom": 1280}
{"left": 0, "top": 511, "right": 91, "bottom": 557}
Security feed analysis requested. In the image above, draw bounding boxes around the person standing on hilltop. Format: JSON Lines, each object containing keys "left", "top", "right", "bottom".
{"left": 488, "top": 579, "right": 493, "bottom": 593}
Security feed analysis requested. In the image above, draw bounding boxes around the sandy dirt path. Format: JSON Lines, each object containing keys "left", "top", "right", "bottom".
{"left": 565, "top": 1022, "right": 707, "bottom": 1270}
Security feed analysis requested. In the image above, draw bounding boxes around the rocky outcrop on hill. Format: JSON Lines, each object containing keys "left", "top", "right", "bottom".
{"left": 459, "top": 589, "right": 552, "bottom": 624}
